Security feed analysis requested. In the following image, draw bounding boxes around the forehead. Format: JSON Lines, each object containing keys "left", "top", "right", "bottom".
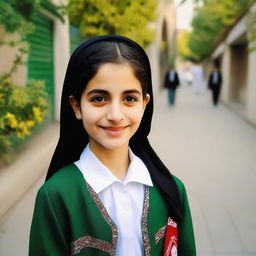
{"left": 84, "top": 63, "right": 142, "bottom": 93}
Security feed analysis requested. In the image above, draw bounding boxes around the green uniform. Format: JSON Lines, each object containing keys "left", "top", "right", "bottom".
{"left": 29, "top": 164, "right": 196, "bottom": 255}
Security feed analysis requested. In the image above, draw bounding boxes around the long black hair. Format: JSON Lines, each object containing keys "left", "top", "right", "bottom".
{"left": 46, "top": 35, "right": 181, "bottom": 222}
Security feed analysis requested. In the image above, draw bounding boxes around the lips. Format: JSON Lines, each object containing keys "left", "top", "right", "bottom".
{"left": 100, "top": 125, "right": 129, "bottom": 136}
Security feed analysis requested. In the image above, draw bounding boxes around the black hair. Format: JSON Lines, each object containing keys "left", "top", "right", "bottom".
{"left": 46, "top": 35, "right": 181, "bottom": 222}
{"left": 70, "top": 41, "right": 148, "bottom": 102}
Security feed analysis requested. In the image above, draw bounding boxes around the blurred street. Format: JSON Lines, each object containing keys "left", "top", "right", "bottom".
{"left": 1, "top": 83, "right": 256, "bottom": 256}
{"left": 150, "top": 84, "right": 256, "bottom": 256}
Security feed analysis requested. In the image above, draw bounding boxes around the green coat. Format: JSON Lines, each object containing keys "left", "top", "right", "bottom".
{"left": 29, "top": 164, "right": 196, "bottom": 255}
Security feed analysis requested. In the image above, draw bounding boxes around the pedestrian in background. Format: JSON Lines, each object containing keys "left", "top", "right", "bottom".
{"left": 191, "top": 64, "right": 205, "bottom": 94}
{"left": 208, "top": 66, "right": 222, "bottom": 106}
{"left": 164, "top": 67, "right": 180, "bottom": 106}
{"left": 29, "top": 35, "right": 196, "bottom": 255}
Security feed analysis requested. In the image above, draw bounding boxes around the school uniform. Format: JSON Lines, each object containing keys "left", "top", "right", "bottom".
{"left": 35, "top": 34, "right": 196, "bottom": 256}
{"left": 29, "top": 146, "right": 196, "bottom": 256}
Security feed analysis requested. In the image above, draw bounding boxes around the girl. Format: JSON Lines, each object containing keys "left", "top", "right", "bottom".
{"left": 29, "top": 35, "right": 196, "bottom": 256}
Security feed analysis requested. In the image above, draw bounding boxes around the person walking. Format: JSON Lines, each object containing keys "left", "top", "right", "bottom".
{"left": 208, "top": 66, "right": 222, "bottom": 106}
{"left": 164, "top": 67, "right": 180, "bottom": 106}
{"left": 29, "top": 35, "right": 196, "bottom": 256}
{"left": 191, "top": 64, "right": 204, "bottom": 94}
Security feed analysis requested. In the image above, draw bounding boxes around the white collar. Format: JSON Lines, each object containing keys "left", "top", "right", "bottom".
{"left": 75, "top": 145, "right": 153, "bottom": 193}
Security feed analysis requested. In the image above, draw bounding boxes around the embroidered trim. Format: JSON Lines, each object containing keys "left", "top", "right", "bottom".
{"left": 154, "top": 225, "right": 167, "bottom": 244}
{"left": 167, "top": 217, "right": 177, "bottom": 227}
{"left": 141, "top": 185, "right": 151, "bottom": 256}
{"left": 71, "top": 235, "right": 113, "bottom": 255}
{"left": 85, "top": 182, "right": 118, "bottom": 256}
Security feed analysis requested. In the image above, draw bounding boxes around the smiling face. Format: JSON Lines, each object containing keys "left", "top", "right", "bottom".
{"left": 70, "top": 62, "right": 150, "bottom": 156}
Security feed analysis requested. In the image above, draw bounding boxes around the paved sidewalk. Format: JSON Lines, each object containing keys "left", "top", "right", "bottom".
{"left": 0, "top": 123, "right": 59, "bottom": 256}
{"left": 0, "top": 85, "right": 256, "bottom": 256}
{"left": 150, "top": 85, "right": 256, "bottom": 256}
{"left": 0, "top": 176, "right": 44, "bottom": 256}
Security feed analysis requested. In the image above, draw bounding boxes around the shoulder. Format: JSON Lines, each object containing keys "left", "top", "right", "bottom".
{"left": 172, "top": 175, "right": 188, "bottom": 203}
{"left": 172, "top": 175, "right": 192, "bottom": 213}
{"left": 39, "top": 164, "right": 84, "bottom": 196}
{"left": 172, "top": 175, "right": 185, "bottom": 192}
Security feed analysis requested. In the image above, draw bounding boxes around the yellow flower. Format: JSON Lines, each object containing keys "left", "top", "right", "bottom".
{"left": 37, "top": 97, "right": 47, "bottom": 108}
{"left": 16, "top": 131, "right": 24, "bottom": 139}
{"left": 26, "top": 120, "right": 35, "bottom": 129}
{"left": 16, "top": 121, "right": 31, "bottom": 139}
{"left": 5, "top": 112, "right": 18, "bottom": 128}
{"left": 12, "top": 88, "right": 30, "bottom": 108}
{"left": 32, "top": 107, "right": 43, "bottom": 123}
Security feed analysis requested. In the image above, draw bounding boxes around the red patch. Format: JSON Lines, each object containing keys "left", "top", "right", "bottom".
{"left": 164, "top": 217, "right": 178, "bottom": 256}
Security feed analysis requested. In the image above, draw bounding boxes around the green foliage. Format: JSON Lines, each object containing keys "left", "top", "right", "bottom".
{"left": 0, "top": 0, "right": 44, "bottom": 35}
{"left": 188, "top": 0, "right": 255, "bottom": 60}
{"left": 0, "top": 76, "right": 49, "bottom": 155}
{"left": 177, "top": 30, "right": 200, "bottom": 61}
{"left": 67, "top": 0, "right": 157, "bottom": 47}
{"left": 248, "top": 11, "right": 256, "bottom": 52}
{"left": 0, "top": 0, "right": 49, "bottom": 157}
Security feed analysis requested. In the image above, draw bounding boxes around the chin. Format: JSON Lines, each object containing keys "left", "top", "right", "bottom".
{"left": 94, "top": 139, "right": 130, "bottom": 152}
{"left": 103, "top": 143, "right": 128, "bottom": 151}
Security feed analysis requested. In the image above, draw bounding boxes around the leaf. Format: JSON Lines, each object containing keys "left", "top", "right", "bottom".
{"left": 67, "top": 0, "right": 157, "bottom": 47}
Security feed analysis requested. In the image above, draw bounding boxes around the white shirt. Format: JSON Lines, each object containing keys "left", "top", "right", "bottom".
{"left": 212, "top": 72, "right": 219, "bottom": 84}
{"left": 169, "top": 71, "right": 175, "bottom": 82}
{"left": 75, "top": 145, "right": 153, "bottom": 256}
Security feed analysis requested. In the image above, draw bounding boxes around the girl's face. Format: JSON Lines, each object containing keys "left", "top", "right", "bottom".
{"left": 70, "top": 62, "right": 150, "bottom": 155}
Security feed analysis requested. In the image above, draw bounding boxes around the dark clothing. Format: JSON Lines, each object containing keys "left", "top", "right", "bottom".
{"left": 164, "top": 71, "right": 180, "bottom": 105}
{"left": 164, "top": 71, "right": 180, "bottom": 90}
{"left": 208, "top": 71, "right": 222, "bottom": 105}
{"left": 168, "top": 89, "right": 176, "bottom": 105}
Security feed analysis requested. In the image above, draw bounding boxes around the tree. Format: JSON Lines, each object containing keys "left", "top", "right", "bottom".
{"left": 187, "top": 0, "right": 255, "bottom": 60}
{"left": 67, "top": 0, "right": 157, "bottom": 48}
{"left": 177, "top": 30, "right": 199, "bottom": 61}
{"left": 248, "top": 10, "right": 256, "bottom": 52}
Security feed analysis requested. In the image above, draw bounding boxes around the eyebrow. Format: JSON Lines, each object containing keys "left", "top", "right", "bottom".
{"left": 87, "top": 89, "right": 108, "bottom": 95}
{"left": 87, "top": 89, "right": 142, "bottom": 95}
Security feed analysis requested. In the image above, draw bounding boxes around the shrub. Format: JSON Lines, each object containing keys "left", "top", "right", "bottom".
{"left": 0, "top": 75, "right": 49, "bottom": 156}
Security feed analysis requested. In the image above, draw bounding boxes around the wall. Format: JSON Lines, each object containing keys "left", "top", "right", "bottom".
{"left": 0, "top": 27, "right": 27, "bottom": 87}
{"left": 40, "top": 0, "right": 70, "bottom": 121}
{"left": 148, "top": 0, "right": 176, "bottom": 94}
{"left": 0, "top": 1, "right": 70, "bottom": 121}
{"left": 247, "top": 43, "right": 256, "bottom": 124}
{"left": 230, "top": 43, "right": 248, "bottom": 104}
{"left": 211, "top": 3, "right": 256, "bottom": 125}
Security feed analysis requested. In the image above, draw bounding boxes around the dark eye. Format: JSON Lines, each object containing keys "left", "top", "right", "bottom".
{"left": 124, "top": 96, "right": 137, "bottom": 102}
{"left": 91, "top": 96, "right": 106, "bottom": 103}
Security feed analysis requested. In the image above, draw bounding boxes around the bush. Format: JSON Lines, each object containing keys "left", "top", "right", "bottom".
{"left": 0, "top": 75, "right": 49, "bottom": 156}
{"left": 0, "top": 0, "right": 50, "bottom": 161}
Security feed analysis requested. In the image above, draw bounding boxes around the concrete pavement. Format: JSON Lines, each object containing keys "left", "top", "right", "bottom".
{"left": 149, "top": 85, "right": 256, "bottom": 256}
{"left": 0, "top": 123, "right": 59, "bottom": 256}
{"left": 0, "top": 84, "right": 256, "bottom": 255}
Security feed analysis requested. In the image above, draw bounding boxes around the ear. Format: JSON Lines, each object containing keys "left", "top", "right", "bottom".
{"left": 143, "top": 94, "right": 150, "bottom": 109}
{"left": 69, "top": 95, "right": 82, "bottom": 120}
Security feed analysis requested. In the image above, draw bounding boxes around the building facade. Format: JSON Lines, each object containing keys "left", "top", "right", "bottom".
{"left": 148, "top": 0, "right": 177, "bottom": 94}
{"left": 209, "top": 2, "right": 256, "bottom": 125}
{"left": 0, "top": 0, "right": 70, "bottom": 121}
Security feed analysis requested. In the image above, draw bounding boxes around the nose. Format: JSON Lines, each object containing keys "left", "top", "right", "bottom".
{"left": 107, "top": 101, "right": 124, "bottom": 122}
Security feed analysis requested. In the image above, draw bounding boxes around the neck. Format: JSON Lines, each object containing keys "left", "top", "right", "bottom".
{"left": 89, "top": 144, "right": 130, "bottom": 181}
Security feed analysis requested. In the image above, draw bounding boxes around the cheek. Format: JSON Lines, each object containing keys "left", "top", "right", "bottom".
{"left": 81, "top": 108, "right": 101, "bottom": 130}
{"left": 129, "top": 107, "right": 145, "bottom": 124}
